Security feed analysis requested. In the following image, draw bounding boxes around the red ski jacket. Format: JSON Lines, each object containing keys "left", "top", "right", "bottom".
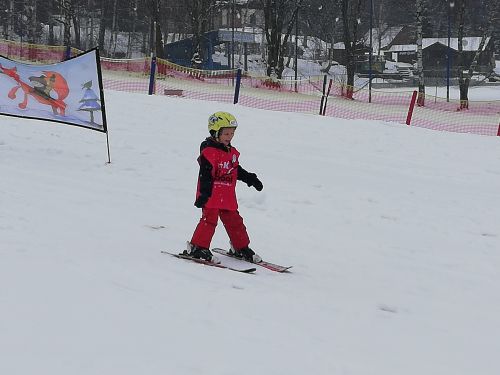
{"left": 195, "top": 137, "right": 259, "bottom": 210}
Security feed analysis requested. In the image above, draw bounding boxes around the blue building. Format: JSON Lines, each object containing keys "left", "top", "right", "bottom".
{"left": 164, "top": 30, "right": 256, "bottom": 70}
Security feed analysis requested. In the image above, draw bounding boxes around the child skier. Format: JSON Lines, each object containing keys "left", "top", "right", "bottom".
{"left": 185, "top": 111, "right": 263, "bottom": 264}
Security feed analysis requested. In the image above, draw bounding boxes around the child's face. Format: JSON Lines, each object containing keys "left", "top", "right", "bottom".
{"left": 218, "top": 127, "right": 235, "bottom": 146}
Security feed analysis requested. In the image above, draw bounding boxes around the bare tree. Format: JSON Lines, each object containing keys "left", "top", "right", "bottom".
{"left": 456, "top": 0, "right": 491, "bottom": 109}
{"left": 109, "top": 0, "right": 118, "bottom": 56}
{"left": 415, "top": 0, "right": 425, "bottom": 105}
{"left": 184, "top": 0, "right": 215, "bottom": 64}
{"left": 126, "top": 0, "right": 139, "bottom": 57}
{"left": 25, "top": 0, "right": 38, "bottom": 43}
{"left": 260, "top": 0, "right": 301, "bottom": 78}
{"left": 0, "top": 1, "right": 13, "bottom": 39}
{"left": 339, "top": 0, "right": 363, "bottom": 98}
{"left": 53, "top": 0, "right": 73, "bottom": 49}
{"left": 48, "top": 0, "right": 55, "bottom": 45}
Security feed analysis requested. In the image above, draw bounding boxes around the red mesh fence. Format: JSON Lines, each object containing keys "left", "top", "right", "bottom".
{"left": 411, "top": 95, "right": 500, "bottom": 136}
{"left": 154, "top": 58, "right": 236, "bottom": 104}
{"left": 238, "top": 75, "right": 322, "bottom": 114}
{"left": 0, "top": 39, "right": 79, "bottom": 63}
{"left": 99, "top": 57, "right": 152, "bottom": 94}
{"left": 100, "top": 57, "right": 151, "bottom": 75}
{"left": 1, "top": 38, "right": 499, "bottom": 137}
{"left": 323, "top": 84, "right": 414, "bottom": 124}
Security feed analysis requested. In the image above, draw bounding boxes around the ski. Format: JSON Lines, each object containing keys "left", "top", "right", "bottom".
{"left": 211, "top": 248, "right": 292, "bottom": 273}
{"left": 161, "top": 251, "right": 256, "bottom": 273}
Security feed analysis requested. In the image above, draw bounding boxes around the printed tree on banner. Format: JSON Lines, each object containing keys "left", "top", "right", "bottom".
{"left": 78, "top": 80, "right": 101, "bottom": 125}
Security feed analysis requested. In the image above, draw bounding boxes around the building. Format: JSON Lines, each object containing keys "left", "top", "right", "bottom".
{"left": 381, "top": 27, "right": 495, "bottom": 76}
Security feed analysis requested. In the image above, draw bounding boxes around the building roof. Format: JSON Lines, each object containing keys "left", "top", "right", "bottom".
{"left": 424, "top": 37, "right": 491, "bottom": 51}
{"left": 363, "top": 26, "right": 404, "bottom": 53}
{"left": 383, "top": 37, "right": 492, "bottom": 52}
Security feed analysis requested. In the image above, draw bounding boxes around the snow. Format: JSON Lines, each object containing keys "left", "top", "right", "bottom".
{"left": 384, "top": 37, "right": 492, "bottom": 53}
{"left": 1, "top": 88, "right": 500, "bottom": 375}
{"left": 363, "top": 26, "right": 404, "bottom": 54}
{"left": 423, "top": 37, "right": 491, "bottom": 52}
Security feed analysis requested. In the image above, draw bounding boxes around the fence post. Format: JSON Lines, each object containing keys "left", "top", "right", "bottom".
{"left": 233, "top": 69, "right": 242, "bottom": 104}
{"left": 406, "top": 90, "right": 418, "bottom": 126}
{"left": 148, "top": 56, "right": 156, "bottom": 95}
{"left": 64, "top": 45, "right": 71, "bottom": 60}
{"left": 319, "top": 75, "right": 327, "bottom": 115}
{"left": 321, "top": 79, "right": 333, "bottom": 116}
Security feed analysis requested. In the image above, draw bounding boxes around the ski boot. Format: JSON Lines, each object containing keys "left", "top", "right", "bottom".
{"left": 185, "top": 242, "right": 220, "bottom": 264}
{"left": 229, "top": 244, "right": 262, "bottom": 263}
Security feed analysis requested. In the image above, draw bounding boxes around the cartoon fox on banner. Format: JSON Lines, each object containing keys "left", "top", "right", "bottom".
{"left": 0, "top": 48, "right": 107, "bottom": 132}
{"left": 1, "top": 66, "right": 69, "bottom": 115}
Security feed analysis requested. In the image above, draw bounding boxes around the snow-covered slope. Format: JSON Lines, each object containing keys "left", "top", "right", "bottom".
{"left": 1, "top": 90, "right": 500, "bottom": 375}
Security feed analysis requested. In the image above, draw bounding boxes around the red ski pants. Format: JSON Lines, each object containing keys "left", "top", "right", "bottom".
{"left": 191, "top": 208, "right": 250, "bottom": 250}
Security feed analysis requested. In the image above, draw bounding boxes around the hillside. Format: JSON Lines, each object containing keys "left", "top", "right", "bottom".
{"left": 1, "top": 90, "right": 500, "bottom": 375}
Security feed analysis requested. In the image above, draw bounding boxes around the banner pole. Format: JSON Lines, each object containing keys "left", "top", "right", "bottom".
{"left": 105, "top": 131, "right": 111, "bottom": 164}
{"left": 95, "top": 47, "right": 110, "bottom": 162}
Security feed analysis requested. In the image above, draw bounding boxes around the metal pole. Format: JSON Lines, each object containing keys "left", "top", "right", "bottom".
{"left": 231, "top": 0, "right": 235, "bottom": 70}
{"left": 369, "top": 0, "right": 373, "bottom": 103}
{"left": 447, "top": 0, "right": 451, "bottom": 102}
{"left": 294, "top": 4, "right": 298, "bottom": 82}
{"left": 148, "top": 20, "right": 157, "bottom": 95}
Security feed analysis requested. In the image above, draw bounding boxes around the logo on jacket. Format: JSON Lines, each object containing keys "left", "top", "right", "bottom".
{"left": 215, "top": 160, "right": 236, "bottom": 185}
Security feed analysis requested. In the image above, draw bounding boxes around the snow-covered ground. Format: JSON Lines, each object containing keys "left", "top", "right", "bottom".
{"left": 1, "top": 89, "right": 500, "bottom": 375}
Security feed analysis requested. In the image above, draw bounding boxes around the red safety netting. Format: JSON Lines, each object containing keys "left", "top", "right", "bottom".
{"left": 99, "top": 57, "right": 152, "bottom": 94}
{"left": 323, "top": 85, "right": 415, "bottom": 124}
{"left": 0, "top": 39, "right": 80, "bottom": 63}
{"left": 241, "top": 75, "right": 325, "bottom": 95}
{"left": 102, "top": 76, "right": 150, "bottom": 94}
{"left": 154, "top": 58, "right": 236, "bottom": 104}
{"left": 411, "top": 95, "right": 500, "bottom": 136}
{"left": 100, "top": 57, "right": 151, "bottom": 75}
{"left": 238, "top": 76, "right": 321, "bottom": 114}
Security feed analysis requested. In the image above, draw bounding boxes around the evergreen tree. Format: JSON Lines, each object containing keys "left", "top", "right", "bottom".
{"left": 78, "top": 80, "right": 101, "bottom": 125}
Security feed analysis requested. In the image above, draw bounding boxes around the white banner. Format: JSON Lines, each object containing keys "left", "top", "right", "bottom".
{"left": 0, "top": 48, "right": 107, "bottom": 132}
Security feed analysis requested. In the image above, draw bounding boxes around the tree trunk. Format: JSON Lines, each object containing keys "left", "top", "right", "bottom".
{"left": 127, "top": 0, "right": 138, "bottom": 58}
{"left": 109, "top": 0, "right": 118, "bottom": 57}
{"left": 416, "top": 0, "right": 425, "bottom": 106}
{"left": 457, "top": 0, "right": 489, "bottom": 109}
{"left": 63, "top": 0, "right": 72, "bottom": 49}
{"left": 48, "top": 0, "right": 55, "bottom": 45}
{"left": 88, "top": 0, "right": 94, "bottom": 49}
{"left": 98, "top": 0, "right": 107, "bottom": 53}
{"left": 28, "top": 0, "right": 37, "bottom": 43}
{"left": 457, "top": 0, "right": 469, "bottom": 108}
{"left": 5, "top": 0, "right": 14, "bottom": 39}
{"left": 340, "top": 0, "right": 362, "bottom": 99}
{"left": 155, "top": 21, "right": 164, "bottom": 59}
{"left": 72, "top": 11, "right": 81, "bottom": 49}
{"left": 263, "top": 0, "right": 300, "bottom": 79}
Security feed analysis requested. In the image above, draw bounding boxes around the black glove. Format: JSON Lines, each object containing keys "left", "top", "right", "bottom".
{"left": 194, "top": 195, "right": 209, "bottom": 208}
{"left": 253, "top": 177, "right": 263, "bottom": 191}
{"left": 246, "top": 173, "right": 263, "bottom": 191}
